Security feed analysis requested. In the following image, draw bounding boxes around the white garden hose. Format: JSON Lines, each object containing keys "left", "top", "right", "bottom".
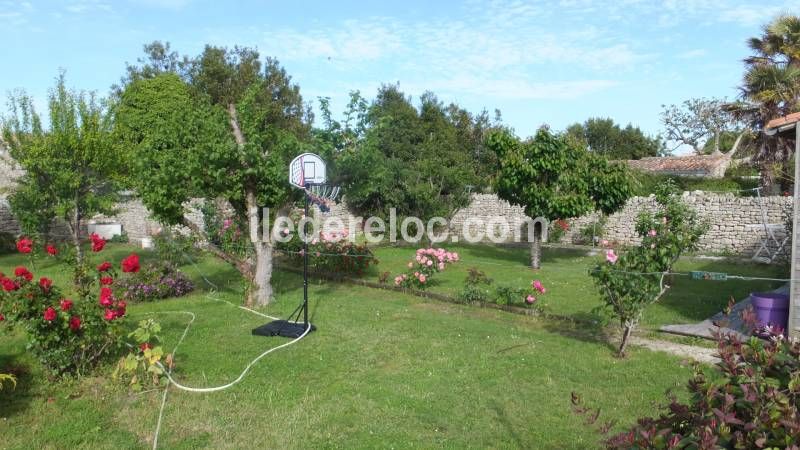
{"left": 140, "top": 247, "right": 314, "bottom": 449}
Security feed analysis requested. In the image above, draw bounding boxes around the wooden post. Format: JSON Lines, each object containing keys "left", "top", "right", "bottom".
{"left": 791, "top": 122, "right": 800, "bottom": 338}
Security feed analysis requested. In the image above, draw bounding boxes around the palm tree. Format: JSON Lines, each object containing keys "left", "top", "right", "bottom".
{"left": 732, "top": 15, "right": 800, "bottom": 188}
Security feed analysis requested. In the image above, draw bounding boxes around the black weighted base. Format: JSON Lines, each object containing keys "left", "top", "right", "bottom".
{"left": 252, "top": 320, "right": 316, "bottom": 339}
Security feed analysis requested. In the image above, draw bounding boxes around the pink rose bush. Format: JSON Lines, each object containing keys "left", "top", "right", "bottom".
{"left": 394, "top": 248, "right": 459, "bottom": 289}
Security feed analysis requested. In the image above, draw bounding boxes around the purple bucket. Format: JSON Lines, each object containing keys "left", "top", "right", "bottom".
{"left": 751, "top": 292, "right": 789, "bottom": 333}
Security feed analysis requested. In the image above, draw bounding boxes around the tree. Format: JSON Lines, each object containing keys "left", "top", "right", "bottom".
{"left": 334, "top": 85, "right": 486, "bottom": 226}
{"left": 590, "top": 181, "right": 705, "bottom": 356}
{"left": 487, "top": 127, "right": 632, "bottom": 269}
{"left": 565, "top": 117, "right": 666, "bottom": 160}
{"left": 731, "top": 14, "right": 800, "bottom": 188}
{"left": 660, "top": 98, "right": 743, "bottom": 155}
{"left": 114, "top": 43, "right": 311, "bottom": 306}
{"left": 2, "top": 73, "right": 124, "bottom": 266}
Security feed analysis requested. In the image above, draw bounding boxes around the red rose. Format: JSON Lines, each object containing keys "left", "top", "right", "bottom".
{"left": 99, "top": 287, "right": 113, "bottom": 307}
{"left": 0, "top": 313, "right": 5, "bottom": 321}
{"left": 103, "top": 308, "right": 116, "bottom": 321}
{"left": 43, "top": 307, "right": 56, "bottom": 322}
{"left": 115, "top": 306, "right": 126, "bottom": 318}
{"left": 139, "top": 342, "right": 152, "bottom": 351}
{"left": 1, "top": 277, "right": 17, "bottom": 292}
{"left": 39, "top": 277, "right": 52, "bottom": 292}
{"left": 69, "top": 315, "right": 81, "bottom": 331}
{"left": 117, "top": 300, "right": 127, "bottom": 309}
{"left": 121, "top": 254, "right": 140, "bottom": 273}
{"left": 100, "top": 276, "right": 113, "bottom": 286}
{"left": 14, "top": 266, "right": 33, "bottom": 281}
{"left": 97, "top": 261, "right": 112, "bottom": 272}
{"left": 90, "top": 233, "right": 106, "bottom": 252}
{"left": 16, "top": 237, "right": 33, "bottom": 254}
{"left": 60, "top": 298, "right": 73, "bottom": 312}
{"left": 46, "top": 244, "right": 58, "bottom": 256}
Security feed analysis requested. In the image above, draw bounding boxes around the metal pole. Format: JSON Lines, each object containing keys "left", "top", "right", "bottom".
{"left": 791, "top": 124, "right": 800, "bottom": 338}
{"left": 303, "top": 191, "right": 309, "bottom": 327}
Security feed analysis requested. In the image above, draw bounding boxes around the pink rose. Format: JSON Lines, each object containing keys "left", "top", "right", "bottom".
{"left": 647, "top": 229, "right": 657, "bottom": 237}
{"left": 419, "top": 274, "right": 426, "bottom": 283}
{"left": 525, "top": 295, "right": 536, "bottom": 304}
{"left": 606, "top": 250, "right": 618, "bottom": 264}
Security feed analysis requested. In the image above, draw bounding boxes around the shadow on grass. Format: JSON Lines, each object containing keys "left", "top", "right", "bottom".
{"left": 0, "top": 351, "right": 34, "bottom": 418}
{"left": 489, "top": 400, "right": 526, "bottom": 448}
{"left": 541, "top": 319, "right": 619, "bottom": 355}
{"left": 654, "top": 258, "right": 788, "bottom": 325}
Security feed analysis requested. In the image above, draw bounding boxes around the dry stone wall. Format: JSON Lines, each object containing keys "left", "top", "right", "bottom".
{"left": 0, "top": 190, "right": 791, "bottom": 260}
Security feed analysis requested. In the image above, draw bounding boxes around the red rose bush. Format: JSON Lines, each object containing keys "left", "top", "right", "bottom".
{"left": 0, "top": 237, "right": 138, "bottom": 376}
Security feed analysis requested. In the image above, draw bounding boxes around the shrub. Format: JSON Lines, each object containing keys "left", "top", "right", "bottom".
{"left": 575, "top": 330, "right": 800, "bottom": 448}
{"left": 113, "top": 318, "right": 165, "bottom": 389}
{"left": 458, "top": 267, "right": 493, "bottom": 303}
{"left": 114, "top": 262, "right": 194, "bottom": 302}
{"left": 0, "top": 232, "right": 17, "bottom": 255}
{"left": 591, "top": 180, "right": 706, "bottom": 356}
{"left": 494, "top": 279, "right": 547, "bottom": 312}
{"left": 108, "top": 232, "right": 129, "bottom": 244}
{"left": 152, "top": 229, "right": 200, "bottom": 266}
{"left": 277, "top": 229, "right": 376, "bottom": 276}
{"left": 394, "top": 247, "right": 459, "bottom": 289}
{"left": 548, "top": 219, "right": 570, "bottom": 243}
{"left": 576, "top": 216, "right": 607, "bottom": 245}
{"left": 0, "top": 237, "right": 134, "bottom": 376}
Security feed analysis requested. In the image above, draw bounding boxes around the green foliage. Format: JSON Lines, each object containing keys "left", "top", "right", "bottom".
{"left": 0, "top": 373, "right": 16, "bottom": 391}
{"left": 631, "top": 170, "right": 759, "bottom": 196}
{"left": 0, "top": 259, "right": 128, "bottom": 377}
{"left": 576, "top": 216, "right": 607, "bottom": 245}
{"left": 493, "top": 280, "right": 547, "bottom": 312}
{"left": 152, "top": 230, "right": 199, "bottom": 267}
{"left": 2, "top": 73, "right": 124, "bottom": 243}
{"left": 335, "top": 85, "right": 500, "bottom": 222}
{"left": 276, "top": 229, "right": 375, "bottom": 276}
{"left": 113, "top": 318, "right": 165, "bottom": 390}
{"left": 548, "top": 219, "right": 570, "bottom": 243}
{"left": 565, "top": 117, "right": 666, "bottom": 159}
{"left": 108, "top": 232, "right": 129, "bottom": 244}
{"left": 581, "top": 332, "right": 800, "bottom": 448}
{"left": 488, "top": 127, "right": 633, "bottom": 220}
{"left": 457, "top": 267, "right": 493, "bottom": 303}
{"left": 590, "top": 180, "right": 706, "bottom": 356}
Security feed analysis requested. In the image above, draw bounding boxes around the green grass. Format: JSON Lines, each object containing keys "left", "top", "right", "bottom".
{"left": 0, "top": 244, "right": 701, "bottom": 448}
{"left": 368, "top": 244, "right": 789, "bottom": 329}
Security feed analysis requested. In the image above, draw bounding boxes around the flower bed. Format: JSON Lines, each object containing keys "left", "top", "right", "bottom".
{"left": 114, "top": 262, "right": 195, "bottom": 302}
{"left": 277, "top": 229, "right": 376, "bottom": 276}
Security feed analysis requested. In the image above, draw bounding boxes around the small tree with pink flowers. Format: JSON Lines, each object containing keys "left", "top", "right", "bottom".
{"left": 591, "top": 181, "right": 705, "bottom": 357}
{"left": 394, "top": 248, "right": 459, "bottom": 289}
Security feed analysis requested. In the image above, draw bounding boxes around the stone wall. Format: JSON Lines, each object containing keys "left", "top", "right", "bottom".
{"left": 0, "top": 189, "right": 792, "bottom": 260}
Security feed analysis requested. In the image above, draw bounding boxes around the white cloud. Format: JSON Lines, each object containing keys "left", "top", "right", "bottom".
{"left": 130, "top": 0, "right": 192, "bottom": 10}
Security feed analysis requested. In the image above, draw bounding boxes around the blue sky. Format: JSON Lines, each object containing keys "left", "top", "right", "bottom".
{"left": 1, "top": 0, "right": 796, "bottom": 149}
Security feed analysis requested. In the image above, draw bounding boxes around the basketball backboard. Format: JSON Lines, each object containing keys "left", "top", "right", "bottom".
{"left": 289, "top": 153, "right": 326, "bottom": 189}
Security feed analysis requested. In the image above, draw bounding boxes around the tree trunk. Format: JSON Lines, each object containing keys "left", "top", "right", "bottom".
{"left": 617, "top": 323, "right": 633, "bottom": 358}
{"left": 246, "top": 189, "right": 273, "bottom": 307}
{"left": 71, "top": 202, "right": 83, "bottom": 265}
{"left": 529, "top": 232, "right": 541, "bottom": 269}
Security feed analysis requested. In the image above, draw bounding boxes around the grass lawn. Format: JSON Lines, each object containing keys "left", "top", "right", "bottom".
{"left": 368, "top": 244, "right": 789, "bottom": 329}
{"left": 0, "top": 244, "right": 699, "bottom": 448}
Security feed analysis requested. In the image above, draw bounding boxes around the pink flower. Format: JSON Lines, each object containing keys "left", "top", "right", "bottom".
{"left": 647, "top": 229, "right": 657, "bottom": 237}
{"left": 222, "top": 218, "right": 232, "bottom": 230}
{"left": 605, "top": 249, "right": 618, "bottom": 264}
{"left": 419, "top": 274, "right": 426, "bottom": 283}
{"left": 525, "top": 295, "right": 536, "bottom": 304}
{"left": 414, "top": 272, "right": 420, "bottom": 277}
{"left": 438, "top": 263, "right": 445, "bottom": 270}
{"left": 532, "top": 280, "right": 544, "bottom": 292}
{"left": 600, "top": 239, "right": 609, "bottom": 247}
{"left": 426, "top": 260, "right": 433, "bottom": 266}
{"left": 282, "top": 227, "right": 290, "bottom": 235}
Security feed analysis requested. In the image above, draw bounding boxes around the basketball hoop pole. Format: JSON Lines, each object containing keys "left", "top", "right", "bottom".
{"left": 302, "top": 186, "right": 310, "bottom": 328}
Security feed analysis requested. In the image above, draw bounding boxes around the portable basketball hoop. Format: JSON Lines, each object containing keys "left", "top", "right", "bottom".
{"left": 252, "top": 152, "right": 339, "bottom": 339}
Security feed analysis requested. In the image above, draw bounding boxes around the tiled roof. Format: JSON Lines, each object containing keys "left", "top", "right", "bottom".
{"left": 625, "top": 154, "right": 730, "bottom": 177}
{"left": 765, "top": 112, "right": 800, "bottom": 130}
